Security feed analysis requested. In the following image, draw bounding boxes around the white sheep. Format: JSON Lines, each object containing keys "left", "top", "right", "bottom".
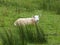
{"left": 14, "top": 15, "right": 40, "bottom": 26}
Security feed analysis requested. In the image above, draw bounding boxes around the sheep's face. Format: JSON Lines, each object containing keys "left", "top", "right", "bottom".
{"left": 33, "top": 15, "right": 39, "bottom": 22}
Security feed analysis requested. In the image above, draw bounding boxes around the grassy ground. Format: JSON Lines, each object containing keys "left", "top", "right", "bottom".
{"left": 0, "top": 1, "right": 60, "bottom": 45}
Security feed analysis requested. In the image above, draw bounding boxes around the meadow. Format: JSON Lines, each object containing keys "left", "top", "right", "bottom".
{"left": 0, "top": 0, "right": 60, "bottom": 45}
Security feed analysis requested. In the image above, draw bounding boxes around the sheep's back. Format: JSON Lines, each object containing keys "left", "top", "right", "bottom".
{"left": 16, "top": 18, "right": 35, "bottom": 25}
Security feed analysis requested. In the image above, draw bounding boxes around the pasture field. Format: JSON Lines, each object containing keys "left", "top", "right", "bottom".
{"left": 0, "top": 0, "right": 60, "bottom": 45}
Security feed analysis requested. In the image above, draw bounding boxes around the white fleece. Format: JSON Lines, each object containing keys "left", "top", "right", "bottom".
{"left": 14, "top": 15, "right": 39, "bottom": 26}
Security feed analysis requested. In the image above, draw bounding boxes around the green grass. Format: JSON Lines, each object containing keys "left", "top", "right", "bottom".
{"left": 0, "top": 0, "right": 60, "bottom": 45}
{"left": 0, "top": 9, "right": 60, "bottom": 45}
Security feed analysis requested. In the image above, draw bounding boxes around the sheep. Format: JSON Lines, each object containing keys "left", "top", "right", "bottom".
{"left": 14, "top": 15, "right": 40, "bottom": 26}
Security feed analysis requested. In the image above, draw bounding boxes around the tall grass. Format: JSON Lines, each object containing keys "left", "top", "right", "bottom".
{"left": 17, "top": 23, "right": 47, "bottom": 43}
{"left": 0, "top": 29, "right": 14, "bottom": 45}
{"left": 0, "top": 23, "right": 47, "bottom": 45}
{"left": 34, "top": 22, "right": 47, "bottom": 43}
{"left": 0, "top": 27, "right": 27, "bottom": 45}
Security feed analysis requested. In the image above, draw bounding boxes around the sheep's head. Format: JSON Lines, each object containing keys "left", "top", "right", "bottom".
{"left": 33, "top": 15, "right": 39, "bottom": 22}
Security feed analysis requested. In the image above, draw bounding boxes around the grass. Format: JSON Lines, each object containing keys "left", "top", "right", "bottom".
{"left": 0, "top": 9, "right": 60, "bottom": 45}
{"left": 0, "top": 1, "right": 60, "bottom": 45}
